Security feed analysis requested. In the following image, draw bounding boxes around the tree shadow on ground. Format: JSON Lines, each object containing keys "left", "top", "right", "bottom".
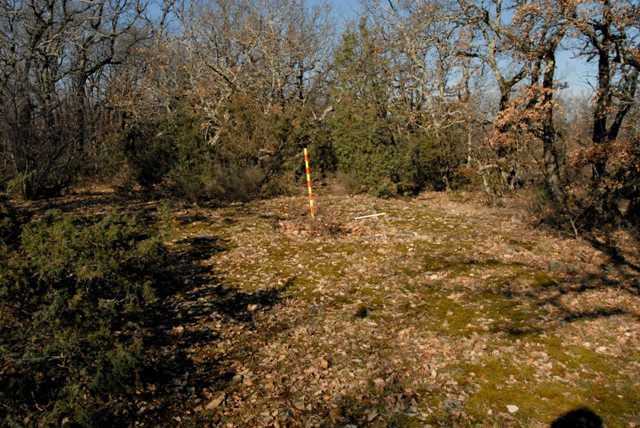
{"left": 584, "top": 232, "right": 640, "bottom": 292}
{"left": 11, "top": 191, "right": 288, "bottom": 423}
{"left": 20, "top": 190, "right": 218, "bottom": 227}
{"left": 530, "top": 231, "right": 640, "bottom": 325}
{"left": 20, "top": 190, "right": 142, "bottom": 214}
{"left": 488, "top": 232, "right": 640, "bottom": 338}
{"left": 137, "top": 232, "right": 290, "bottom": 423}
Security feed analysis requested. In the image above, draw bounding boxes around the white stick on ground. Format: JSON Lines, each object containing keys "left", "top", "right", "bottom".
{"left": 354, "top": 212, "right": 387, "bottom": 220}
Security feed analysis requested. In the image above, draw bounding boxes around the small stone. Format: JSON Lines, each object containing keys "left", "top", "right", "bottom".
{"left": 320, "top": 359, "right": 329, "bottom": 369}
{"left": 507, "top": 404, "right": 519, "bottom": 414}
{"left": 443, "top": 399, "right": 462, "bottom": 410}
{"left": 247, "top": 304, "right": 258, "bottom": 312}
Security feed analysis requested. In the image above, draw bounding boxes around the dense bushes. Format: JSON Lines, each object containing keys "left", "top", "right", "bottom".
{"left": 120, "top": 102, "right": 267, "bottom": 201}
{"left": 120, "top": 95, "right": 336, "bottom": 201}
{"left": 332, "top": 108, "right": 436, "bottom": 196}
{"left": 330, "top": 22, "right": 463, "bottom": 197}
{"left": 569, "top": 139, "right": 640, "bottom": 229}
{"left": 0, "top": 208, "right": 165, "bottom": 425}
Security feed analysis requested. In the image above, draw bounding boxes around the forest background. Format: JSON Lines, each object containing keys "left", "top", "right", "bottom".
{"left": 1, "top": 0, "right": 638, "bottom": 230}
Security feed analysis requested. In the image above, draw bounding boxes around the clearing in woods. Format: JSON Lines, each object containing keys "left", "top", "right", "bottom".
{"left": 36, "top": 187, "right": 640, "bottom": 426}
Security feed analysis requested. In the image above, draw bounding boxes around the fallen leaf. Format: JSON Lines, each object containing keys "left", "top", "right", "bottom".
{"left": 367, "top": 410, "right": 378, "bottom": 421}
{"left": 206, "top": 393, "right": 226, "bottom": 410}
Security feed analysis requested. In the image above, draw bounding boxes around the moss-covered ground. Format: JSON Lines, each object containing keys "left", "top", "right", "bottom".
{"left": 23, "top": 188, "right": 640, "bottom": 426}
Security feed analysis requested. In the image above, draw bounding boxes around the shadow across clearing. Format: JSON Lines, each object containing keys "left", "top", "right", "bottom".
{"left": 137, "top": 231, "right": 289, "bottom": 423}
{"left": 488, "top": 229, "right": 640, "bottom": 336}
{"left": 530, "top": 232, "right": 640, "bottom": 325}
{"left": 585, "top": 232, "right": 640, "bottom": 295}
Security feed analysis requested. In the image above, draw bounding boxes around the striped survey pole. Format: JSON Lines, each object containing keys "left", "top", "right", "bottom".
{"left": 303, "top": 148, "right": 315, "bottom": 220}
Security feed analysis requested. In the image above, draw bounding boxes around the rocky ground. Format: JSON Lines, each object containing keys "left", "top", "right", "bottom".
{"left": 31, "top": 188, "right": 640, "bottom": 427}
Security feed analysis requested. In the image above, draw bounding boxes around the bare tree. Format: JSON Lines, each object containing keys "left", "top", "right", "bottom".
{"left": 511, "top": 0, "right": 573, "bottom": 203}
{"left": 361, "top": 0, "right": 482, "bottom": 137}
{"left": 572, "top": 0, "right": 639, "bottom": 176}
{"left": 456, "top": 0, "right": 531, "bottom": 112}
{"left": 176, "top": 0, "right": 333, "bottom": 146}
{"left": 0, "top": 0, "right": 149, "bottom": 198}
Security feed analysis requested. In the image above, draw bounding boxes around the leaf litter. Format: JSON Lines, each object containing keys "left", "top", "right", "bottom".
{"left": 35, "top": 189, "right": 640, "bottom": 426}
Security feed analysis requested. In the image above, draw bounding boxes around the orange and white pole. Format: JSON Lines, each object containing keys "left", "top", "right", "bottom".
{"left": 303, "top": 148, "right": 315, "bottom": 220}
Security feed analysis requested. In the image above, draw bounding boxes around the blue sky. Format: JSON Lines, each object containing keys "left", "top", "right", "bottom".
{"left": 328, "top": 0, "right": 361, "bottom": 21}
{"left": 557, "top": 51, "right": 596, "bottom": 94}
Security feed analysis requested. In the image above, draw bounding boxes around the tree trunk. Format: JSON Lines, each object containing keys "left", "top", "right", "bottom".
{"left": 540, "top": 49, "right": 565, "bottom": 205}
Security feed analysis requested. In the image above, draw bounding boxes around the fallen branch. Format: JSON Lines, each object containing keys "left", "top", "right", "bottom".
{"left": 354, "top": 212, "right": 387, "bottom": 220}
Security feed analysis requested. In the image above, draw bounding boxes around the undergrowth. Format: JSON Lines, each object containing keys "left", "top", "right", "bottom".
{"left": 0, "top": 206, "right": 166, "bottom": 425}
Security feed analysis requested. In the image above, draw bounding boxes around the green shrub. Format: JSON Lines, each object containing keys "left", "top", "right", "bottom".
{"left": 166, "top": 125, "right": 224, "bottom": 201}
{"left": 0, "top": 195, "right": 20, "bottom": 246}
{"left": 330, "top": 21, "right": 459, "bottom": 197}
{"left": 332, "top": 107, "right": 448, "bottom": 197}
{"left": 0, "top": 210, "right": 165, "bottom": 425}
{"left": 123, "top": 123, "right": 177, "bottom": 191}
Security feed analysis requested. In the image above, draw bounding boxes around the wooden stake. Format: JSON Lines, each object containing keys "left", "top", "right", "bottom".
{"left": 303, "top": 148, "right": 315, "bottom": 220}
